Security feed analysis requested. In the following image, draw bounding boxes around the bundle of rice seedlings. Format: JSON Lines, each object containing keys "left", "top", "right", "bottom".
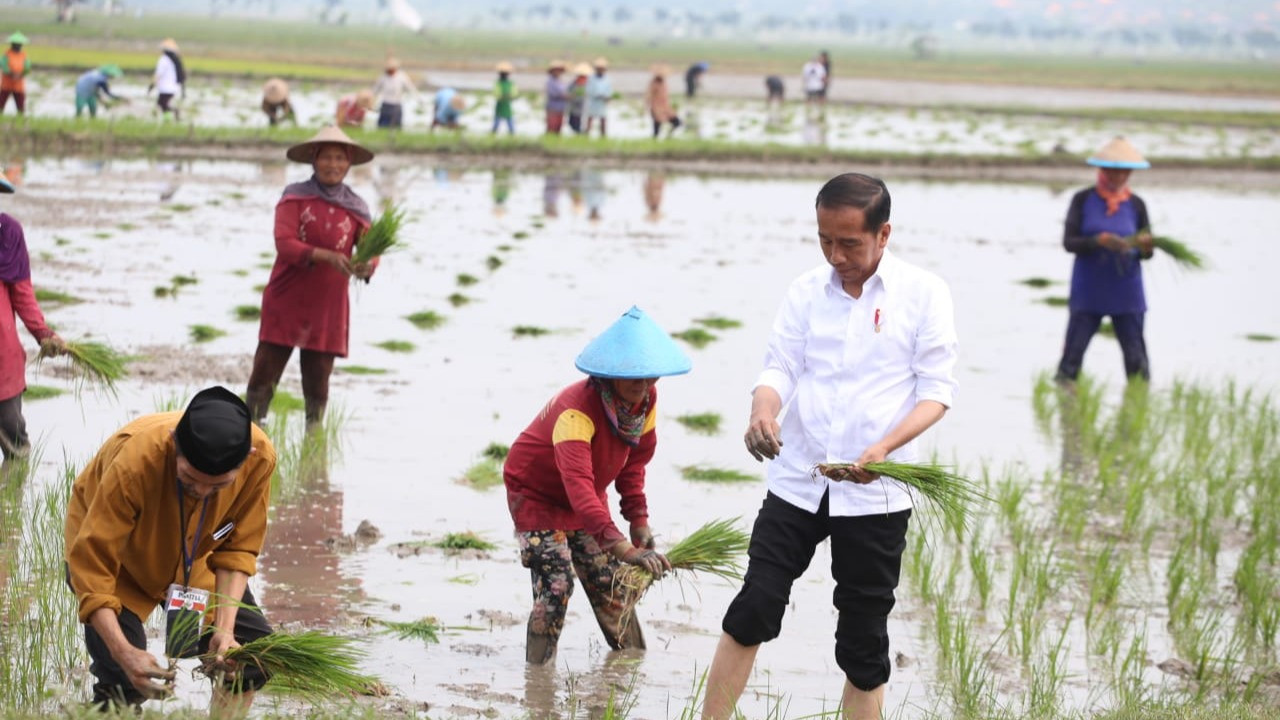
{"left": 1124, "top": 230, "right": 1205, "bottom": 270}
{"left": 351, "top": 205, "right": 408, "bottom": 267}
{"left": 212, "top": 630, "right": 376, "bottom": 699}
{"left": 813, "top": 460, "right": 988, "bottom": 530}
{"left": 371, "top": 617, "right": 442, "bottom": 646}
{"left": 39, "top": 340, "right": 127, "bottom": 392}
{"left": 615, "top": 518, "right": 750, "bottom": 621}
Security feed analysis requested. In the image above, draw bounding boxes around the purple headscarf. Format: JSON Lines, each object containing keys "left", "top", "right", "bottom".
{"left": 0, "top": 213, "right": 32, "bottom": 285}
{"left": 280, "top": 175, "right": 372, "bottom": 225}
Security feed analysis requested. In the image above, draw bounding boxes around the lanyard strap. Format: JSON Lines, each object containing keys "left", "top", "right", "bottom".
{"left": 175, "top": 477, "right": 210, "bottom": 590}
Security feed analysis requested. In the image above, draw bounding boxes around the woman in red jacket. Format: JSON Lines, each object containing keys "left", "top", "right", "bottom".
{"left": 0, "top": 174, "right": 65, "bottom": 460}
{"left": 504, "top": 306, "right": 691, "bottom": 664}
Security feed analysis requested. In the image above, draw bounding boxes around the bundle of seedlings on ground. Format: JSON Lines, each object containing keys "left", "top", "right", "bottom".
{"left": 616, "top": 518, "right": 750, "bottom": 618}
{"left": 205, "top": 630, "right": 376, "bottom": 699}
{"left": 813, "top": 460, "right": 988, "bottom": 530}
{"left": 39, "top": 339, "right": 127, "bottom": 392}
{"left": 369, "top": 617, "right": 442, "bottom": 646}
{"left": 351, "top": 204, "right": 408, "bottom": 268}
{"left": 1125, "top": 230, "right": 1205, "bottom": 270}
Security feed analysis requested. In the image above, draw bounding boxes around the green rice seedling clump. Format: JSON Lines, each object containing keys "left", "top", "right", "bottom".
{"left": 23, "top": 385, "right": 65, "bottom": 401}
{"left": 374, "top": 340, "right": 415, "bottom": 353}
{"left": 616, "top": 518, "right": 751, "bottom": 621}
{"left": 672, "top": 327, "right": 718, "bottom": 348}
{"left": 335, "top": 365, "right": 390, "bottom": 375}
{"left": 34, "top": 288, "right": 83, "bottom": 306}
{"left": 371, "top": 617, "right": 441, "bottom": 646}
{"left": 1125, "top": 230, "right": 1206, "bottom": 269}
{"left": 694, "top": 316, "right": 743, "bottom": 330}
{"left": 459, "top": 459, "right": 503, "bottom": 490}
{"left": 170, "top": 274, "right": 199, "bottom": 287}
{"left": 406, "top": 311, "right": 446, "bottom": 330}
{"left": 1040, "top": 296, "right": 1070, "bottom": 307}
{"left": 482, "top": 442, "right": 510, "bottom": 461}
{"left": 676, "top": 412, "right": 723, "bottom": 435}
{"left": 1019, "top": 277, "right": 1054, "bottom": 288}
{"left": 433, "top": 531, "right": 497, "bottom": 551}
{"left": 234, "top": 305, "right": 261, "bottom": 321}
{"left": 486, "top": 255, "right": 504, "bottom": 271}
{"left": 189, "top": 324, "right": 226, "bottom": 343}
{"left": 815, "top": 460, "right": 988, "bottom": 531}
{"left": 1244, "top": 333, "right": 1277, "bottom": 342}
{"left": 212, "top": 630, "right": 376, "bottom": 699}
{"left": 456, "top": 273, "right": 479, "bottom": 286}
{"left": 512, "top": 325, "right": 550, "bottom": 337}
{"left": 41, "top": 340, "right": 128, "bottom": 392}
{"left": 681, "top": 465, "right": 757, "bottom": 483}
{"left": 447, "top": 293, "right": 472, "bottom": 307}
{"left": 352, "top": 204, "right": 408, "bottom": 266}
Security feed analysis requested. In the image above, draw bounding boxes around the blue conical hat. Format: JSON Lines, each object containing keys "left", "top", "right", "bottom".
{"left": 575, "top": 306, "right": 692, "bottom": 380}
{"left": 1086, "top": 136, "right": 1150, "bottom": 170}
{"left": 0, "top": 174, "right": 13, "bottom": 194}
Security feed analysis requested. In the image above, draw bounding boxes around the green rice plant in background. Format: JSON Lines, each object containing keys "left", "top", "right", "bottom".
{"left": 1244, "top": 333, "right": 1276, "bottom": 342}
{"left": 233, "top": 304, "right": 261, "bottom": 321}
{"left": 675, "top": 412, "right": 722, "bottom": 435}
{"left": 680, "top": 465, "right": 756, "bottom": 483}
{"left": 447, "top": 292, "right": 472, "bottom": 307}
{"left": 373, "top": 340, "right": 415, "bottom": 353}
{"left": 458, "top": 458, "right": 502, "bottom": 491}
{"left": 170, "top": 274, "right": 199, "bottom": 287}
{"left": 512, "top": 325, "right": 550, "bottom": 337}
{"left": 481, "top": 442, "right": 510, "bottom": 461}
{"left": 456, "top": 273, "right": 479, "bottom": 286}
{"left": 485, "top": 255, "right": 504, "bottom": 271}
{"left": 335, "top": 365, "right": 389, "bottom": 376}
{"left": 432, "top": 531, "right": 497, "bottom": 552}
{"left": 671, "top": 327, "right": 717, "bottom": 348}
{"left": 33, "top": 288, "right": 83, "bottom": 306}
{"left": 1039, "top": 296, "right": 1070, "bottom": 307}
{"left": 22, "top": 385, "right": 65, "bottom": 401}
{"left": 693, "top": 316, "right": 742, "bottom": 330}
{"left": 371, "top": 617, "right": 441, "bottom": 646}
{"left": 1018, "top": 277, "right": 1055, "bottom": 288}
{"left": 405, "top": 311, "right": 446, "bottom": 330}
{"left": 188, "top": 324, "right": 226, "bottom": 343}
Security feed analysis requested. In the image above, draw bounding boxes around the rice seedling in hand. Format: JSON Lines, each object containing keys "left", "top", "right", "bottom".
{"left": 209, "top": 630, "right": 376, "bottom": 699}
{"left": 351, "top": 204, "right": 408, "bottom": 267}
{"left": 813, "top": 460, "right": 988, "bottom": 530}
{"left": 40, "top": 339, "right": 128, "bottom": 393}
{"left": 616, "top": 519, "right": 751, "bottom": 620}
{"left": 1125, "top": 230, "right": 1205, "bottom": 270}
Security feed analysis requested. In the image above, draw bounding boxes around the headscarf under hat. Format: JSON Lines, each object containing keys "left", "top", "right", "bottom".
{"left": 174, "top": 386, "right": 252, "bottom": 475}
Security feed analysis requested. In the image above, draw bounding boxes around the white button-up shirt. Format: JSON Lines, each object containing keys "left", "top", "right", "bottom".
{"left": 756, "top": 249, "right": 959, "bottom": 517}
{"left": 153, "top": 54, "right": 181, "bottom": 95}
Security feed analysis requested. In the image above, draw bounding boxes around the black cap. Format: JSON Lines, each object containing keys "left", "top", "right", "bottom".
{"left": 174, "top": 386, "right": 252, "bottom": 476}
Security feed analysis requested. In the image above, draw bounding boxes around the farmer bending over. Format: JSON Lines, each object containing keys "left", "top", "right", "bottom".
{"left": 701, "top": 174, "right": 959, "bottom": 720}
{"left": 504, "top": 306, "right": 690, "bottom": 663}
{"left": 65, "top": 387, "right": 277, "bottom": 713}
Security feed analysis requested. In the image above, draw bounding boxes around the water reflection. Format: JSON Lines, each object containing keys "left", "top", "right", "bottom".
{"left": 581, "top": 169, "right": 606, "bottom": 222}
{"left": 542, "top": 172, "right": 564, "bottom": 218}
{"left": 522, "top": 648, "right": 645, "bottom": 720}
{"left": 803, "top": 116, "right": 828, "bottom": 147}
{"left": 643, "top": 171, "right": 665, "bottom": 222}
{"left": 492, "top": 168, "right": 513, "bottom": 218}
{"left": 258, "top": 435, "right": 364, "bottom": 626}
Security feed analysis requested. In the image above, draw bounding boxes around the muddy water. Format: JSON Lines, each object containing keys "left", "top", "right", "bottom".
{"left": 17, "top": 73, "right": 1280, "bottom": 161}
{"left": 10, "top": 156, "right": 1280, "bottom": 718}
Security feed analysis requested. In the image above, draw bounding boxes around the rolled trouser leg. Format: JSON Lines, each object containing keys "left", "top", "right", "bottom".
{"left": 519, "top": 530, "right": 575, "bottom": 664}
{"left": 245, "top": 341, "right": 293, "bottom": 422}
{"left": 831, "top": 509, "right": 910, "bottom": 691}
{"left": 567, "top": 531, "right": 645, "bottom": 651}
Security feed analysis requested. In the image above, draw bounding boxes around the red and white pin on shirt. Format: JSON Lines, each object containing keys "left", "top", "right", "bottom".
{"left": 874, "top": 308, "right": 882, "bottom": 334}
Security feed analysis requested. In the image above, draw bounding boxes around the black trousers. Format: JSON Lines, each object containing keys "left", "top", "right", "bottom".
{"left": 83, "top": 587, "right": 273, "bottom": 707}
{"left": 1056, "top": 310, "right": 1150, "bottom": 381}
{"left": 722, "top": 491, "right": 910, "bottom": 691}
{"left": 0, "top": 392, "right": 29, "bottom": 460}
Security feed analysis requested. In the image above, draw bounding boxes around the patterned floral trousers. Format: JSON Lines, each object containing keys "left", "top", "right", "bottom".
{"left": 518, "top": 529, "right": 645, "bottom": 664}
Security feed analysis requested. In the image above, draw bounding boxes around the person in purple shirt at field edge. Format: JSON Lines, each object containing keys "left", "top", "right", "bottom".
{"left": 1055, "top": 136, "right": 1155, "bottom": 383}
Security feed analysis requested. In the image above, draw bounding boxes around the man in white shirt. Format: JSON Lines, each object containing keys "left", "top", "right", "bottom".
{"left": 701, "top": 173, "right": 959, "bottom": 720}
{"left": 802, "top": 56, "right": 827, "bottom": 108}
{"left": 373, "top": 57, "right": 416, "bottom": 130}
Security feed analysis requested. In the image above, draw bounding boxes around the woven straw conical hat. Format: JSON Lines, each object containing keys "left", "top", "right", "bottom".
{"left": 572, "top": 63, "right": 592, "bottom": 76}
{"left": 286, "top": 125, "right": 374, "bottom": 166}
{"left": 1087, "top": 136, "right": 1150, "bottom": 169}
{"left": 574, "top": 306, "right": 692, "bottom": 379}
{"left": 160, "top": 37, "right": 180, "bottom": 52}
{"left": 263, "top": 78, "right": 289, "bottom": 104}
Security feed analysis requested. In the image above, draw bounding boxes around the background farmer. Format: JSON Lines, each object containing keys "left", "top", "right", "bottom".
{"left": 64, "top": 387, "right": 277, "bottom": 712}
{"left": 334, "top": 89, "right": 374, "bottom": 128}
{"left": 584, "top": 57, "right": 612, "bottom": 138}
{"left": 74, "top": 64, "right": 124, "bottom": 118}
{"left": 1055, "top": 136, "right": 1155, "bottom": 383}
{"left": 503, "top": 306, "right": 690, "bottom": 664}
{"left": 566, "top": 63, "right": 590, "bottom": 134}
{"left": 431, "top": 87, "right": 465, "bottom": 130}
{"left": 149, "top": 37, "right": 185, "bottom": 120}
{"left": 701, "top": 173, "right": 959, "bottom": 720}
{"left": 1, "top": 31, "right": 29, "bottom": 115}
{"left": 0, "top": 173, "right": 65, "bottom": 462}
{"left": 261, "top": 77, "right": 295, "bottom": 127}
{"left": 245, "top": 126, "right": 376, "bottom": 426}
{"left": 492, "top": 61, "right": 517, "bottom": 135}
{"left": 543, "top": 59, "right": 568, "bottom": 135}
{"left": 645, "top": 65, "right": 681, "bottom": 139}
{"left": 373, "top": 57, "right": 415, "bottom": 130}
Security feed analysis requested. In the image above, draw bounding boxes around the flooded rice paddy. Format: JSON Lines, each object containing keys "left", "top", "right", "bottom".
{"left": 6, "top": 154, "right": 1280, "bottom": 718}
{"left": 17, "top": 72, "right": 1280, "bottom": 161}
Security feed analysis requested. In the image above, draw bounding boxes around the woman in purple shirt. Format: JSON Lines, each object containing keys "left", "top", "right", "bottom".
{"left": 1055, "top": 136, "right": 1155, "bottom": 382}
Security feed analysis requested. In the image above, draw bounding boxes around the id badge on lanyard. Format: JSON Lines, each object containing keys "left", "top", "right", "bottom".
{"left": 166, "top": 479, "right": 210, "bottom": 659}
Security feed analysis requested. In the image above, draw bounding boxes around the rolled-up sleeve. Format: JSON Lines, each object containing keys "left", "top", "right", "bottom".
{"left": 912, "top": 279, "right": 959, "bottom": 408}
{"left": 754, "top": 280, "right": 809, "bottom": 406}
{"left": 207, "top": 456, "right": 274, "bottom": 577}
{"left": 66, "top": 466, "right": 140, "bottom": 622}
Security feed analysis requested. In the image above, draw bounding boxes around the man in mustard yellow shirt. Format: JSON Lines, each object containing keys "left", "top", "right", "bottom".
{"left": 64, "top": 386, "right": 277, "bottom": 712}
